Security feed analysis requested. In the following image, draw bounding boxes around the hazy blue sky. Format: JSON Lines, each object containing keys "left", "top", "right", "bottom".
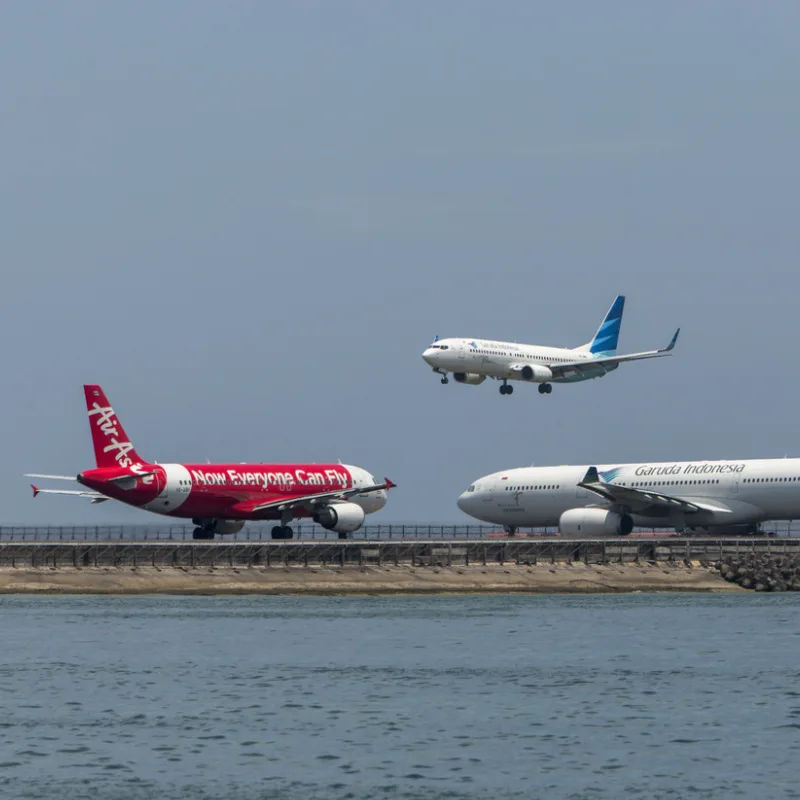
{"left": 2, "top": 2, "right": 799, "bottom": 524}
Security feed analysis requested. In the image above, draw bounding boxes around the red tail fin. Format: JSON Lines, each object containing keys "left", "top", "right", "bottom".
{"left": 83, "top": 385, "right": 146, "bottom": 469}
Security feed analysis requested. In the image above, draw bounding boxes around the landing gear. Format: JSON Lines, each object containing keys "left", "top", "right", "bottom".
{"left": 441, "top": 376, "right": 449, "bottom": 384}
{"left": 504, "top": 525, "right": 518, "bottom": 537}
{"left": 500, "top": 382, "right": 514, "bottom": 395}
{"left": 338, "top": 532, "right": 349, "bottom": 540}
{"left": 271, "top": 526, "right": 294, "bottom": 540}
{"left": 192, "top": 527, "right": 214, "bottom": 540}
{"left": 538, "top": 383, "right": 552, "bottom": 395}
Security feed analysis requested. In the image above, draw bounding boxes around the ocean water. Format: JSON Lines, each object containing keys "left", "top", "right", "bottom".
{"left": 1, "top": 594, "right": 799, "bottom": 800}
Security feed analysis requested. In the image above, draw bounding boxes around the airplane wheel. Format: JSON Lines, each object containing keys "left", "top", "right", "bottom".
{"left": 545, "top": 384, "right": 552, "bottom": 394}
{"left": 338, "top": 532, "right": 349, "bottom": 540}
{"left": 271, "top": 526, "right": 284, "bottom": 540}
{"left": 283, "top": 526, "right": 294, "bottom": 540}
{"left": 538, "top": 384, "right": 547, "bottom": 395}
{"left": 193, "top": 527, "right": 212, "bottom": 540}
{"left": 500, "top": 385, "right": 508, "bottom": 395}
{"left": 504, "top": 526, "right": 517, "bottom": 537}
{"left": 440, "top": 376, "right": 449, "bottom": 384}
{"left": 506, "top": 385, "right": 513, "bottom": 395}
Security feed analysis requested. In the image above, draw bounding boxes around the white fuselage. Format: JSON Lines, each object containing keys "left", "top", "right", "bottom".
{"left": 422, "top": 338, "right": 610, "bottom": 384}
{"left": 457, "top": 458, "right": 800, "bottom": 531}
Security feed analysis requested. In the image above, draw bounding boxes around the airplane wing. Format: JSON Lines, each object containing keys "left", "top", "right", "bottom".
{"left": 577, "top": 466, "right": 729, "bottom": 515}
{"left": 549, "top": 329, "right": 680, "bottom": 378}
{"left": 31, "top": 485, "right": 109, "bottom": 503}
{"left": 230, "top": 478, "right": 396, "bottom": 515}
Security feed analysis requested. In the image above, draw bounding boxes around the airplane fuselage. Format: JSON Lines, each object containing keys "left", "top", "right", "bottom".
{"left": 78, "top": 462, "right": 387, "bottom": 520}
{"left": 422, "top": 338, "right": 612, "bottom": 384}
{"left": 457, "top": 458, "right": 800, "bottom": 532}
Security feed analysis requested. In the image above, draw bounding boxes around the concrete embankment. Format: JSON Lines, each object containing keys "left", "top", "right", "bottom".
{"left": 0, "top": 563, "right": 741, "bottom": 594}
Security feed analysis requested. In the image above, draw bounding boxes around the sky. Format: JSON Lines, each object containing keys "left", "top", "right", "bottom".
{"left": 1, "top": 1, "right": 799, "bottom": 525}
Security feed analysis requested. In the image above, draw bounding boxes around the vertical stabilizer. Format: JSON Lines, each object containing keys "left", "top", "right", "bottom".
{"left": 576, "top": 295, "right": 625, "bottom": 356}
{"left": 83, "top": 385, "right": 145, "bottom": 469}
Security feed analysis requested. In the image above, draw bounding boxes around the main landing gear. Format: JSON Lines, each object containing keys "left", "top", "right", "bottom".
{"left": 192, "top": 527, "right": 215, "bottom": 540}
{"left": 271, "top": 526, "right": 294, "bottom": 540}
{"left": 504, "top": 525, "right": 518, "bottom": 537}
{"left": 538, "top": 383, "right": 552, "bottom": 395}
{"left": 500, "top": 382, "right": 514, "bottom": 395}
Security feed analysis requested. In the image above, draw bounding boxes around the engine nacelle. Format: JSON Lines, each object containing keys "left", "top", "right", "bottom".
{"left": 209, "top": 519, "right": 246, "bottom": 535}
{"left": 519, "top": 364, "right": 554, "bottom": 382}
{"left": 559, "top": 508, "right": 633, "bottom": 536}
{"left": 313, "top": 502, "right": 366, "bottom": 533}
{"left": 453, "top": 372, "right": 486, "bottom": 385}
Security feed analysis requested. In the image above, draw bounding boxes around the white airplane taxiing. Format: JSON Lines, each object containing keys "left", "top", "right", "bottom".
{"left": 422, "top": 295, "right": 679, "bottom": 396}
{"left": 457, "top": 458, "right": 800, "bottom": 536}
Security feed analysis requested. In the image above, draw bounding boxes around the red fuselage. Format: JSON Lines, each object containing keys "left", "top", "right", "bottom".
{"left": 78, "top": 462, "right": 386, "bottom": 521}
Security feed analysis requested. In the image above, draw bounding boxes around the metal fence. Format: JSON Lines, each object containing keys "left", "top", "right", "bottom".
{"left": 1, "top": 520, "right": 799, "bottom": 541}
{"left": 2, "top": 537, "right": 799, "bottom": 569}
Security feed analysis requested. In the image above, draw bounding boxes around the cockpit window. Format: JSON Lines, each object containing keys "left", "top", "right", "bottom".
{"left": 467, "top": 484, "right": 475, "bottom": 492}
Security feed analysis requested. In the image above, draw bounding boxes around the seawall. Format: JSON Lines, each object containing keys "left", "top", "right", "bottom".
{"left": 0, "top": 538, "right": 774, "bottom": 594}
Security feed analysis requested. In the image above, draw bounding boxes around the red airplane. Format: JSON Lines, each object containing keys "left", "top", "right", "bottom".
{"left": 28, "top": 385, "right": 395, "bottom": 540}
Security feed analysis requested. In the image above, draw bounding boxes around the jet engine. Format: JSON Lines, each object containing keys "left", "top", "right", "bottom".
{"left": 313, "top": 502, "right": 366, "bottom": 533}
{"left": 559, "top": 508, "right": 633, "bottom": 536}
{"left": 453, "top": 373, "right": 486, "bottom": 385}
{"left": 519, "top": 364, "right": 554, "bottom": 382}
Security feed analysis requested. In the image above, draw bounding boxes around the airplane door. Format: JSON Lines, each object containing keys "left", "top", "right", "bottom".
{"left": 457, "top": 342, "right": 466, "bottom": 360}
{"left": 731, "top": 473, "right": 739, "bottom": 494}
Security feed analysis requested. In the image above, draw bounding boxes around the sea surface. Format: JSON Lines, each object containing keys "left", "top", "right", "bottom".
{"left": 1, "top": 593, "right": 799, "bottom": 800}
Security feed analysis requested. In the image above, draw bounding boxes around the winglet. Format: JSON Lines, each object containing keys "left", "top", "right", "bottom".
{"left": 31, "top": 484, "right": 40, "bottom": 498}
{"left": 384, "top": 478, "right": 397, "bottom": 490}
{"left": 580, "top": 467, "right": 600, "bottom": 486}
{"left": 662, "top": 328, "right": 680, "bottom": 352}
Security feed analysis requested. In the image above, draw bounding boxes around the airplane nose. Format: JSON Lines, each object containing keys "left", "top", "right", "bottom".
{"left": 457, "top": 492, "right": 471, "bottom": 513}
{"left": 422, "top": 348, "right": 438, "bottom": 365}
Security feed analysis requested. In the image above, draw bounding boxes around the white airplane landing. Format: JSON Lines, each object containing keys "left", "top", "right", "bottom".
{"left": 422, "top": 295, "right": 679, "bottom": 396}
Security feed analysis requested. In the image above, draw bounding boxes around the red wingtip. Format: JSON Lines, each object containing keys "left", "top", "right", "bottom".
{"left": 384, "top": 478, "right": 396, "bottom": 490}
{"left": 31, "top": 484, "right": 40, "bottom": 498}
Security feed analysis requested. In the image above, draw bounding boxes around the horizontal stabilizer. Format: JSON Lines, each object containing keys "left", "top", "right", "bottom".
{"left": 25, "top": 473, "right": 77, "bottom": 481}
{"left": 30, "top": 484, "right": 107, "bottom": 501}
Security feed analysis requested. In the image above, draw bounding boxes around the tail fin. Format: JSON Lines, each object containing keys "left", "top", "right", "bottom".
{"left": 83, "top": 385, "right": 146, "bottom": 469}
{"left": 576, "top": 295, "right": 625, "bottom": 356}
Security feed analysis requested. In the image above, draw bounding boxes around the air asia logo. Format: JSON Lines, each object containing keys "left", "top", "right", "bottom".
{"left": 87, "top": 402, "right": 137, "bottom": 468}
